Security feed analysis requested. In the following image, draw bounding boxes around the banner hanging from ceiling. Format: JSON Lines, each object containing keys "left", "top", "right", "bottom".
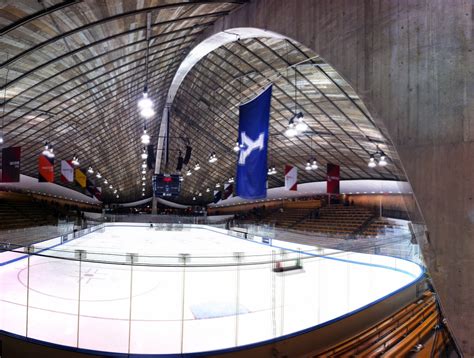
{"left": 60, "top": 160, "right": 74, "bottom": 183}
{"left": 327, "top": 163, "right": 340, "bottom": 194}
{"left": 94, "top": 187, "right": 102, "bottom": 201}
{"left": 236, "top": 85, "right": 272, "bottom": 199}
{"left": 213, "top": 190, "right": 222, "bottom": 204}
{"left": 85, "top": 179, "right": 95, "bottom": 197}
{"left": 38, "top": 154, "right": 54, "bottom": 183}
{"left": 285, "top": 165, "right": 298, "bottom": 191}
{"left": 222, "top": 183, "right": 233, "bottom": 200}
{"left": 75, "top": 168, "right": 86, "bottom": 188}
{"left": 1, "top": 147, "right": 21, "bottom": 183}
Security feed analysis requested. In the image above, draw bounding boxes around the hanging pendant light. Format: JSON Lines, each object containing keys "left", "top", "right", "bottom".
{"left": 285, "top": 119, "right": 298, "bottom": 137}
{"left": 208, "top": 152, "right": 217, "bottom": 163}
{"left": 141, "top": 128, "right": 150, "bottom": 145}
{"left": 368, "top": 155, "right": 377, "bottom": 168}
{"left": 87, "top": 167, "right": 94, "bottom": 174}
{"left": 186, "top": 169, "right": 192, "bottom": 176}
{"left": 47, "top": 145, "right": 55, "bottom": 158}
{"left": 311, "top": 159, "right": 318, "bottom": 170}
{"left": 104, "top": 179, "right": 108, "bottom": 184}
{"left": 72, "top": 156, "right": 80, "bottom": 166}
{"left": 96, "top": 172, "right": 102, "bottom": 179}
{"left": 206, "top": 188, "right": 210, "bottom": 193}
{"left": 141, "top": 169, "right": 146, "bottom": 174}
{"left": 378, "top": 152, "right": 387, "bottom": 166}
{"left": 138, "top": 91, "right": 153, "bottom": 110}
{"left": 142, "top": 175, "right": 146, "bottom": 181}
{"left": 233, "top": 142, "right": 240, "bottom": 152}
{"left": 141, "top": 162, "right": 147, "bottom": 169}
{"left": 194, "top": 163, "right": 200, "bottom": 171}
{"left": 109, "top": 185, "right": 113, "bottom": 189}
{"left": 179, "top": 176, "right": 184, "bottom": 182}
{"left": 215, "top": 183, "right": 221, "bottom": 188}
{"left": 295, "top": 112, "right": 308, "bottom": 132}
{"left": 42, "top": 142, "right": 50, "bottom": 156}
{"left": 141, "top": 148, "right": 148, "bottom": 160}
{"left": 228, "top": 177, "right": 234, "bottom": 183}
{"left": 305, "top": 161, "right": 312, "bottom": 171}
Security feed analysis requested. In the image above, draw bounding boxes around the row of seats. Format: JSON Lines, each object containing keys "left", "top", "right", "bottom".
{"left": 314, "top": 291, "right": 451, "bottom": 357}
{"left": 262, "top": 208, "right": 314, "bottom": 228}
{"left": 0, "top": 199, "right": 56, "bottom": 230}
{"left": 293, "top": 204, "right": 374, "bottom": 235}
{"left": 363, "top": 218, "right": 409, "bottom": 237}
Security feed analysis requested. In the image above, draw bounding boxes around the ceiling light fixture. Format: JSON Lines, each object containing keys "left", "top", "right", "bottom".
{"left": 96, "top": 172, "right": 102, "bottom": 179}
{"left": 368, "top": 155, "right": 377, "bottom": 168}
{"left": 233, "top": 142, "right": 240, "bottom": 152}
{"left": 368, "top": 148, "right": 389, "bottom": 168}
{"left": 141, "top": 148, "right": 148, "bottom": 160}
{"left": 141, "top": 162, "right": 147, "bottom": 169}
{"left": 208, "top": 152, "right": 217, "bottom": 163}
{"left": 311, "top": 159, "right": 318, "bottom": 170}
{"left": 228, "top": 177, "right": 234, "bottom": 183}
{"left": 141, "top": 127, "right": 150, "bottom": 145}
{"left": 194, "top": 163, "right": 201, "bottom": 171}
{"left": 71, "top": 156, "right": 80, "bottom": 166}
{"left": 87, "top": 167, "right": 94, "bottom": 174}
{"left": 284, "top": 119, "right": 298, "bottom": 137}
{"left": 267, "top": 166, "right": 277, "bottom": 175}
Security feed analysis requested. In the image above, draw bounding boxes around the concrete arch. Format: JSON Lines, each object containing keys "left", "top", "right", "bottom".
{"left": 161, "top": 1, "right": 473, "bottom": 354}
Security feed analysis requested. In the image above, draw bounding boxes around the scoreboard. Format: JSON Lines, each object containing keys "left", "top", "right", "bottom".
{"left": 152, "top": 174, "right": 181, "bottom": 197}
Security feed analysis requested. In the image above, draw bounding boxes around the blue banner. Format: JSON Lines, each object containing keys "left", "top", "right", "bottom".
{"left": 236, "top": 85, "right": 272, "bottom": 199}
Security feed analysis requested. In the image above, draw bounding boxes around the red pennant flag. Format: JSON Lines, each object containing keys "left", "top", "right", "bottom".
{"left": 38, "top": 154, "right": 54, "bottom": 183}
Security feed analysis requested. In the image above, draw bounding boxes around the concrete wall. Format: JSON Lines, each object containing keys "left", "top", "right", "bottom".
{"left": 196, "top": 0, "right": 473, "bottom": 354}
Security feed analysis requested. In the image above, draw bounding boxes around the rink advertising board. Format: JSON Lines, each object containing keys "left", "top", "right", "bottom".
{"left": 153, "top": 174, "right": 181, "bottom": 197}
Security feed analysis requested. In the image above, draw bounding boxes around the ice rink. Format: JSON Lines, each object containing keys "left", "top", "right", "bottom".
{"left": 0, "top": 224, "right": 423, "bottom": 355}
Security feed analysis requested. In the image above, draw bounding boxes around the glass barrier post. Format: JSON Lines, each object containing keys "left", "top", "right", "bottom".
{"left": 233, "top": 252, "right": 243, "bottom": 347}
{"left": 271, "top": 249, "right": 276, "bottom": 338}
{"left": 76, "top": 249, "right": 84, "bottom": 348}
{"left": 179, "top": 253, "right": 189, "bottom": 354}
{"left": 280, "top": 249, "right": 285, "bottom": 336}
{"left": 25, "top": 246, "right": 31, "bottom": 337}
{"left": 127, "top": 253, "right": 137, "bottom": 354}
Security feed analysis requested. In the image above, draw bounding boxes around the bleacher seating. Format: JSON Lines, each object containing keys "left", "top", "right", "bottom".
{"left": 314, "top": 291, "right": 453, "bottom": 357}
{"left": 292, "top": 204, "right": 374, "bottom": 236}
{"left": 362, "top": 217, "right": 409, "bottom": 237}
{"left": 262, "top": 207, "right": 314, "bottom": 228}
{"left": 0, "top": 198, "right": 57, "bottom": 230}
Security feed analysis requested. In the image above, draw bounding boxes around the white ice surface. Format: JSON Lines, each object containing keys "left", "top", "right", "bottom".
{"left": 0, "top": 225, "right": 422, "bottom": 354}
